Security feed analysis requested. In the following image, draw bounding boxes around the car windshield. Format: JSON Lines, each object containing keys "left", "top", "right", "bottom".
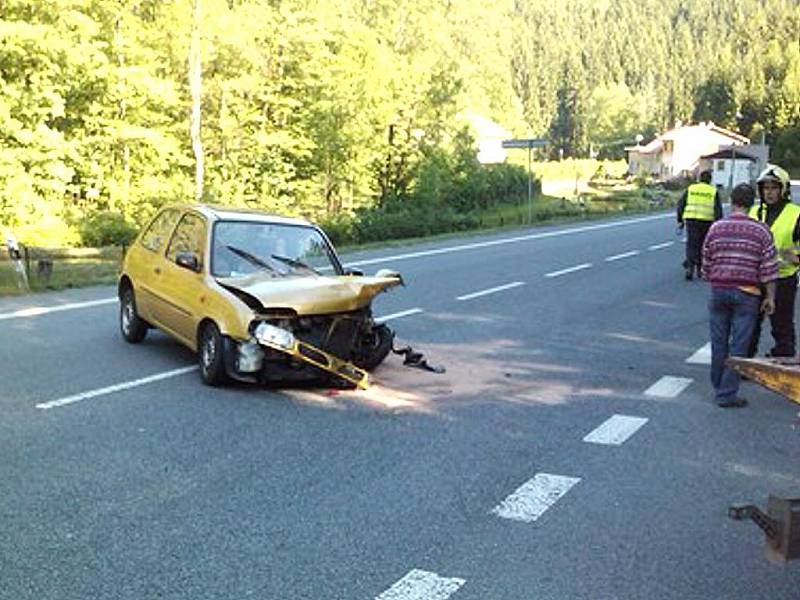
{"left": 211, "top": 220, "right": 339, "bottom": 278}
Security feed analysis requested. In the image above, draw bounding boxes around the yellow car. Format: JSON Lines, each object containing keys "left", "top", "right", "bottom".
{"left": 118, "top": 204, "right": 403, "bottom": 388}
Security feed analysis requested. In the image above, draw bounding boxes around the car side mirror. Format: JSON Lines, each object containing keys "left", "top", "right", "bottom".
{"left": 344, "top": 267, "right": 364, "bottom": 276}
{"left": 176, "top": 252, "right": 201, "bottom": 272}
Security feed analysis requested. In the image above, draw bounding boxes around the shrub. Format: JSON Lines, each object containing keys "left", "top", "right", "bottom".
{"left": 79, "top": 211, "right": 139, "bottom": 247}
{"left": 319, "top": 212, "right": 357, "bottom": 247}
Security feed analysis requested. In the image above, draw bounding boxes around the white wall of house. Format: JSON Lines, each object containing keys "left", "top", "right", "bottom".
{"left": 463, "top": 112, "right": 511, "bottom": 165}
{"left": 667, "top": 127, "right": 746, "bottom": 177}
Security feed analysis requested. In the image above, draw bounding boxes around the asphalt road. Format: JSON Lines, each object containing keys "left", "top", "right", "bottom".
{"left": 2, "top": 212, "right": 799, "bottom": 600}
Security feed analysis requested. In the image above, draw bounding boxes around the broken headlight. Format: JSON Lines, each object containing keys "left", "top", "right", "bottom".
{"left": 254, "top": 322, "right": 296, "bottom": 350}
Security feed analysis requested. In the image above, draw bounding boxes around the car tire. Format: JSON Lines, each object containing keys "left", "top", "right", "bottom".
{"left": 354, "top": 324, "right": 394, "bottom": 371}
{"left": 120, "top": 287, "right": 148, "bottom": 343}
{"left": 199, "top": 322, "right": 228, "bottom": 386}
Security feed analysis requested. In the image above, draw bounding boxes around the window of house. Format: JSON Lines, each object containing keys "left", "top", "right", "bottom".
{"left": 716, "top": 160, "right": 725, "bottom": 171}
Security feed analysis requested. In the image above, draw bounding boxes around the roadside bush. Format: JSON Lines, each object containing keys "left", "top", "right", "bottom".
{"left": 12, "top": 214, "right": 81, "bottom": 247}
{"left": 79, "top": 211, "right": 139, "bottom": 247}
{"left": 319, "top": 212, "right": 357, "bottom": 247}
{"left": 661, "top": 176, "right": 689, "bottom": 191}
{"left": 351, "top": 206, "right": 479, "bottom": 244}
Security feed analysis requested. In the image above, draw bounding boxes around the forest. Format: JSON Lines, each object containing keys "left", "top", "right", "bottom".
{"left": 1, "top": 0, "right": 799, "bottom": 246}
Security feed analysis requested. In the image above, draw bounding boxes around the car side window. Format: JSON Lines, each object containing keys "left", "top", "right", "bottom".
{"left": 140, "top": 209, "right": 181, "bottom": 253}
{"left": 166, "top": 213, "right": 206, "bottom": 264}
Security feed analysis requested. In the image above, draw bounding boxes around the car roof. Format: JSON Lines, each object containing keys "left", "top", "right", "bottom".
{"left": 180, "top": 203, "right": 315, "bottom": 227}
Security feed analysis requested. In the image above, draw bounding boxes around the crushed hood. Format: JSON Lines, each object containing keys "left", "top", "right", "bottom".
{"left": 216, "top": 273, "right": 402, "bottom": 315}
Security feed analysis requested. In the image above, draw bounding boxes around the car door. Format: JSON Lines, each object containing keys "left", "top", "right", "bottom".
{"left": 131, "top": 208, "right": 182, "bottom": 323}
{"left": 154, "top": 212, "right": 209, "bottom": 347}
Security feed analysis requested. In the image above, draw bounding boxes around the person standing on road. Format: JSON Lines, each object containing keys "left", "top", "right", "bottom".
{"left": 747, "top": 164, "right": 800, "bottom": 358}
{"left": 701, "top": 183, "right": 777, "bottom": 408}
{"left": 677, "top": 170, "right": 723, "bottom": 280}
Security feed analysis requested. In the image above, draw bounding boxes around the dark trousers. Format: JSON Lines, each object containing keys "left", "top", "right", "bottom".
{"left": 748, "top": 274, "right": 798, "bottom": 357}
{"left": 709, "top": 287, "right": 760, "bottom": 401}
{"left": 684, "top": 219, "right": 713, "bottom": 272}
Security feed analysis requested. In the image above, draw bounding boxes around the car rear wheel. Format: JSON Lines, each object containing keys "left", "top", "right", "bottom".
{"left": 199, "top": 322, "right": 228, "bottom": 386}
{"left": 120, "top": 287, "right": 148, "bottom": 343}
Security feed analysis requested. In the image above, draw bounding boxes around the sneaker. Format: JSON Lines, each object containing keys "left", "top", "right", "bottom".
{"left": 717, "top": 398, "right": 748, "bottom": 408}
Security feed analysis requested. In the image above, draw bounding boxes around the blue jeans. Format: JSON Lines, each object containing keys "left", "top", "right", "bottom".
{"left": 709, "top": 287, "right": 760, "bottom": 402}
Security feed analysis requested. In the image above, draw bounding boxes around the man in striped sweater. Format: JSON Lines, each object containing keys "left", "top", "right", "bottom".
{"left": 701, "top": 183, "right": 777, "bottom": 408}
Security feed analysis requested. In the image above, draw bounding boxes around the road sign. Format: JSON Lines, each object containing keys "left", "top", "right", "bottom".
{"left": 501, "top": 139, "right": 549, "bottom": 224}
{"left": 501, "top": 138, "right": 549, "bottom": 149}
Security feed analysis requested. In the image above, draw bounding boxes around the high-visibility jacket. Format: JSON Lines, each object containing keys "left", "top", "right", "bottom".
{"left": 750, "top": 202, "right": 800, "bottom": 278}
{"left": 683, "top": 182, "right": 717, "bottom": 221}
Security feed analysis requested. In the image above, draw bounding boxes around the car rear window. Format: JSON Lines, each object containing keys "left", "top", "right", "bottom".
{"left": 140, "top": 209, "right": 181, "bottom": 253}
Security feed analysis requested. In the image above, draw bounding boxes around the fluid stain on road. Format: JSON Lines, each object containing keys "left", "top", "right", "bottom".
{"left": 285, "top": 337, "right": 616, "bottom": 414}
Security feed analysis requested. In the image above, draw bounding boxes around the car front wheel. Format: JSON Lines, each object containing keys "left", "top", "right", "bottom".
{"left": 120, "top": 287, "right": 148, "bottom": 343}
{"left": 199, "top": 322, "right": 228, "bottom": 386}
{"left": 354, "top": 324, "right": 394, "bottom": 371}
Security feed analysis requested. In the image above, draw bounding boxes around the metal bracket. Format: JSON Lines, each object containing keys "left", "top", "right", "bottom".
{"left": 261, "top": 337, "right": 369, "bottom": 390}
{"left": 729, "top": 496, "right": 800, "bottom": 563}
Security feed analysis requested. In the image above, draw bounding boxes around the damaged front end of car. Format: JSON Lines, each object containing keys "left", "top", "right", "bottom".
{"left": 218, "top": 272, "right": 402, "bottom": 388}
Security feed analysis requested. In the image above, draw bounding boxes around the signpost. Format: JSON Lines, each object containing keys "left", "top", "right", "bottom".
{"left": 502, "top": 138, "right": 548, "bottom": 224}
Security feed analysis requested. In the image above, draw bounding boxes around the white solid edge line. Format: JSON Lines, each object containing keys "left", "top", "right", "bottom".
{"left": 686, "top": 342, "right": 711, "bottom": 364}
{"left": 492, "top": 473, "right": 581, "bottom": 523}
{"left": 643, "top": 376, "right": 693, "bottom": 398}
{"left": 345, "top": 213, "right": 672, "bottom": 268}
{"left": 376, "top": 569, "right": 466, "bottom": 600}
{"left": 583, "top": 415, "right": 649, "bottom": 445}
{"left": 604, "top": 250, "right": 640, "bottom": 262}
{"left": 647, "top": 241, "right": 674, "bottom": 250}
{"left": 36, "top": 366, "right": 199, "bottom": 410}
{"left": 544, "top": 263, "right": 592, "bottom": 278}
{"left": 375, "top": 308, "right": 423, "bottom": 324}
{"left": 456, "top": 281, "right": 525, "bottom": 301}
{"left": 0, "top": 297, "right": 117, "bottom": 321}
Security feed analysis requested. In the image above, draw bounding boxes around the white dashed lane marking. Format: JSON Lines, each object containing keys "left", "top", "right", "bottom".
{"left": 644, "top": 376, "right": 693, "bottom": 398}
{"left": 686, "top": 342, "right": 711, "bottom": 365}
{"left": 456, "top": 281, "right": 525, "bottom": 301}
{"left": 492, "top": 473, "right": 581, "bottom": 523}
{"left": 376, "top": 569, "right": 465, "bottom": 600}
{"left": 647, "top": 241, "right": 674, "bottom": 251}
{"left": 36, "top": 366, "right": 199, "bottom": 410}
{"left": 604, "top": 250, "right": 640, "bottom": 262}
{"left": 544, "top": 263, "right": 592, "bottom": 278}
{"left": 583, "top": 415, "right": 649, "bottom": 445}
{"left": 375, "top": 308, "right": 424, "bottom": 323}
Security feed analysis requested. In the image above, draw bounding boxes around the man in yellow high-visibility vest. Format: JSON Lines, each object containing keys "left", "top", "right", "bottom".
{"left": 677, "top": 170, "right": 722, "bottom": 280}
{"left": 748, "top": 164, "right": 800, "bottom": 358}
